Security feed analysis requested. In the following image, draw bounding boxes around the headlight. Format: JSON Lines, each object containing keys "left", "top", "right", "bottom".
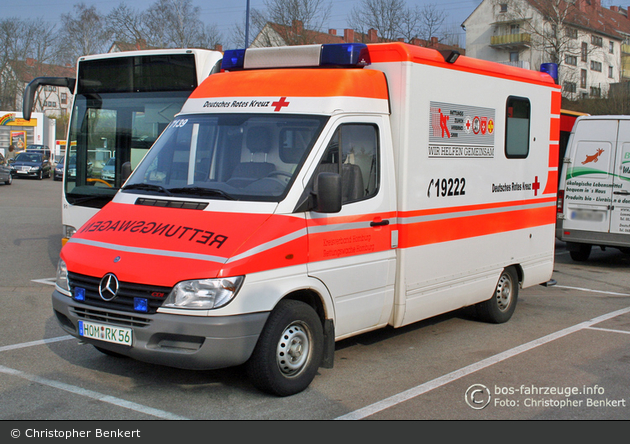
{"left": 163, "top": 276, "right": 244, "bottom": 310}
{"left": 55, "top": 259, "right": 71, "bottom": 296}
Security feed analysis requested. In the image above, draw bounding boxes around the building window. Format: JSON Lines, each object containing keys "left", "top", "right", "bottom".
{"left": 591, "top": 35, "right": 603, "bottom": 47}
{"left": 61, "top": 93, "right": 67, "bottom": 105}
{"left": 581, "top": 42, "right": 588, "bottom": 62}
{"left": 590, "top": 60, "right": 602, "bottom": 72}
{"left": 510, "top": 52, "right": 519, "bottom": 62}
{"left": 563, "top": 82, "right": 577, "bottom": 94}
{"left": 590, "top": 87, "right": 601, "bottom": 98}
{"left": 565, "top": 27, "right": 578, "bottom": 39}
{"left": 565, "top": 55, "right": 577, "bottom": 66}
{"left": 505, "top": 96, "right": 530, "bottom": 159}
{"left": 609, "top": 66, "right": 614, "bottom": 78}
{"left": 580, "top": 69, "right": 587, "bottom": 88}
{"left": 609, "top": 41, "right": 614, "bottom": 54}
{"left": 500, "top": 3, "right": 508, "bottom": 13}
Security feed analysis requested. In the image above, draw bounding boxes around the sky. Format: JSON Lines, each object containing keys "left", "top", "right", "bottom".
{"left": 1, "top": 0, "right": 622, "bottom": 48}
{"left": 3, "top": 0, "right": 484, "bottom": 47}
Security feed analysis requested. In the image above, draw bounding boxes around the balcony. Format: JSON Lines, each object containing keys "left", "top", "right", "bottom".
{"left": 490, "top": 33, "right": 532, "bottom": 49}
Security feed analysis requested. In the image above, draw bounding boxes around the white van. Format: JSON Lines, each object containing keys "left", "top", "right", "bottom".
{"left": 52, "top": 43, "right": 560, "bottom": 396}
{"left": 557, "top": 115, "right": 630, "bottom": 261}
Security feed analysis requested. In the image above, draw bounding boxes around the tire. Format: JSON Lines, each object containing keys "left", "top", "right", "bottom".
{"left": 569, "top": 244, "right": 591, "bottom": 261}
{"left": 246, "top": 300, "right": 324, "bottom": 396}
{"left": 4, "top": 174, "right": 11, "bottom": 185}
{"left": 476, "top": 267, "right": 519, "bottom": 324}
{"left": 37, "top": 170, "right": 43, "bottom": 180}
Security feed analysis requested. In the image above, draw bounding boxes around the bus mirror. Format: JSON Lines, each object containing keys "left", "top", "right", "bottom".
{"left": 121, "top": 161, "right": 132, "bottom": 184}
{"left": 314, "top": 172, "right": 342, "bottom": 213}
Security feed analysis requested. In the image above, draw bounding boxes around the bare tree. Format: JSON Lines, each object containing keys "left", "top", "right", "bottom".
{"left": 107, "top": 2, "right": 149, "bottom": 45}
{"left": 59, "top": 3, "right": 112, "bottom": 63}
{"left": 244, "top": 0, "right": 332, "bottom": 47}
{"left": 0, "top": 18, "right": 60, "bottom": 110}
{"left": 143, "top": 0, "right": 222, "bottom": 49}
{"left": 347, "top": 0, "right": 405, "bottom": 41}
{"left": 397, "top": 3, "right": 446, "bottom": 44}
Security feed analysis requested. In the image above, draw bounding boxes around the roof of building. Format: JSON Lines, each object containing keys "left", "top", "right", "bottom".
{"left": 9, "top": 59, "right": 75, "bottom": 84}
{"left": 256, "top": 20, "right": 464, "bottom": 53}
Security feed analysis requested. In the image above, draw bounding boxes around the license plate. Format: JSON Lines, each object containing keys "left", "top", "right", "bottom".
{"left": 78, "top": 320, "right": 132, "bottom": 346}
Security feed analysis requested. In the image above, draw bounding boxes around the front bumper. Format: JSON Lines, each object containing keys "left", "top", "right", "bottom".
{"left": 52, "top": 289, "right": 268, "bottom": 370}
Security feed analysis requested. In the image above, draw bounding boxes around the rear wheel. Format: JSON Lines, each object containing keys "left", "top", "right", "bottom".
{"left": 246, "top": 300, "right": 324, "bottom": 396}
{"left": 569, "top": 244, "right": 592, "bottom": 261}
{"left": 476, "top": 266, "right": 519, "bottom": 324}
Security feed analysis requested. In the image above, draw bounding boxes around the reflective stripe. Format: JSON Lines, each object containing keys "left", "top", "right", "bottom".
{"left": 68, "top": 238, "right": 228, "bottom": 264}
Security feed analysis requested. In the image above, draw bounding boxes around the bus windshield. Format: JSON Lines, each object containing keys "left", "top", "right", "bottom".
{"left": 64, "top": 52, "right": 201, "bottom": 208}
{"left": 65, "top": 90, "right": 191, "bottom": 207}
{"left": 124, "top": 114, "right": 328, "bottom": 202}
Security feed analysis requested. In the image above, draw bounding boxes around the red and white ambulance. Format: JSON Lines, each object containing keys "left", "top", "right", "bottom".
{"left": 52, "top": 42, "right": 560, "bottom": 396}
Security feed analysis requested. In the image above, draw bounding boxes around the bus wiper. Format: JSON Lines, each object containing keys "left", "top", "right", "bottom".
{"left": 167, "top": 186, "right": 236, "bottom": 200}
{"left": 122, "top": 183, "right": 173, "bottom": 195}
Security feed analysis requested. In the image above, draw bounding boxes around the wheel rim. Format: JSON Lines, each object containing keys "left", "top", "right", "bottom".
{"left": 276, "top": 322, "right": 311, "bottom": 377}
{"left": 495, "top": 273, "right": 513, "bottom": 312}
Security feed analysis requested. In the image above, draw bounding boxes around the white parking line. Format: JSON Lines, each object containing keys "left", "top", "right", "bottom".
{"left": 334, "top": 305, "right": 630, "bottom": 420}
{"left": 0, "top": 364, "right": 190, "bottom": 420}
{"left": 586, "top": 326, "right": 630, "bottom": 335}
{"left": 555, "top": 285, "right": 630, "bottom": 297}
{"left": 0, "top": 335, "right": 74, "bottom": 353}
{"left": 31, "top": 277, "right": 56, "bottom": 286}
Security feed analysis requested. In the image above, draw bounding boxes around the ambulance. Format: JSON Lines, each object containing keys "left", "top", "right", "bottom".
{"left": 557, "top": 115, "right": 630, "bottom": 261}
{"left": 52, "top": 42, "right": 560, "bottom": 396}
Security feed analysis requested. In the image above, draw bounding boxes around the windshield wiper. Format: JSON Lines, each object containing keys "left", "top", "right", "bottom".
{"left": 167, "top": 186, "right": 236, "bottom": 200}
{"left": 122, "top": 183, "right": 173, "bottom": 195}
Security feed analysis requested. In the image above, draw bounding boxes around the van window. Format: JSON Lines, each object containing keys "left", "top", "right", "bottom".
{"left": 505, "top": 96, "right": 530, "bottom": 158}
{"left": 313, "top": 124, "right": 379, "bottom": 204}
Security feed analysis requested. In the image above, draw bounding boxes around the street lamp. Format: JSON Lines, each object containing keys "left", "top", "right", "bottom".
{"left": 245, "top": 0, "right": 250, "bottom": 48}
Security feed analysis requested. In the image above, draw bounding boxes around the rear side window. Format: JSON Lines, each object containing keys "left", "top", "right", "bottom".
{"left": 505, "top": 96, "right": 530, "bottom": 158}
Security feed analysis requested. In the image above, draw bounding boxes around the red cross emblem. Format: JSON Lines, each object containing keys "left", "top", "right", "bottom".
{"left": 532, "top": 176, "right": 540, "bottom": 196}
{"left": 272, "top": 97, "right": 290, "bottom": 112}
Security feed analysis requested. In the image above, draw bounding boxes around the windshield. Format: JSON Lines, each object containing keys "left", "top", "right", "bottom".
{"left": 15, "top": 153, "right": 42, "bottom": 163}
{"left": 64, "top": 91, "right": 190, "bottom": 207}
{"left": 124, "top": 114, "right": 328, "bottom": 202}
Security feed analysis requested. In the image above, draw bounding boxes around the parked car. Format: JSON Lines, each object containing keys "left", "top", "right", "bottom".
{"left": 100, "top": 157, "right": 115, "bottom": 182}
{"left": 25, "top": 144, "right": 51, "bottom": 160}
{"left": 10, "top": 152, "right": 52, "bottom": 180}
{"left": 54, "top": 156, "right": 64, "bottom": 181}
{"left": 0, "top": 153, "right": 12, "bottom": 185}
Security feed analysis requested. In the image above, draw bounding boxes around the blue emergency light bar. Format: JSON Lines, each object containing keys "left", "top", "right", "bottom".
{"left": 222, "top": 43, "right": 370, "bottom": 71}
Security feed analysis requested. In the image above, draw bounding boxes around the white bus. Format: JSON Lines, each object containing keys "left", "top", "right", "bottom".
{"left": 23, "top": 48, "right": 223, "bottom": 244}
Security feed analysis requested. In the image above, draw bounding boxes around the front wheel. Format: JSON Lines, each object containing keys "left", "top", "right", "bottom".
{"left": 476, "top": 266, "right": 519, "bottom": 324}
{"left": 246, "top": 300, "right": 324, "bottom": 396}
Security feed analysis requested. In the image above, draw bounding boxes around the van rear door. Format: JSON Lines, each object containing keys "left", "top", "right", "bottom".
{"left": 609, "top": 120, "right": 630, "bottom": 235}
{"left": 563, "top": 118, "right": 617, "bottom": 235}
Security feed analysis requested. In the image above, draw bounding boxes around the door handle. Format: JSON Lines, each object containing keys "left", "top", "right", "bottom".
{"left": 370, "top": 219, "right": 390, "bottom": 227}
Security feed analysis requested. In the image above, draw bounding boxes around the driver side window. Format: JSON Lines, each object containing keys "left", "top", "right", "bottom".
{"left": 314, "top": 124, "right": 379, "bottom": 204}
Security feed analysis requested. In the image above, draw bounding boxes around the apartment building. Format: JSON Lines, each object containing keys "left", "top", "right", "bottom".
{"left": 463, "top": 0, "right": 630, "bottom": 99}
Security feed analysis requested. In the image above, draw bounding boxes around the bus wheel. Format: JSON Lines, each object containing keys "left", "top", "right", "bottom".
{"left": 246, "top": 300, "right": 323, "bottom": 397}
{"left": 476, "top": 266, "right": 518, "bottom": 324}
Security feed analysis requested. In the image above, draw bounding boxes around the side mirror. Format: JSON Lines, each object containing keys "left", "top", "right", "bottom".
{"left": 121, "top": 161, "right": 132, "bottom": 184}
{"left": 314, "top": 172, "right": 342, "bottom": 213}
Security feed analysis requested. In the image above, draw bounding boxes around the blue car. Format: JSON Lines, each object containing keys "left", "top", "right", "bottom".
{"left": 10, "top": 152, "right": 52, "bottom": 180}
{"left": 54, "top": 156, "right": 64, "bottom": 181}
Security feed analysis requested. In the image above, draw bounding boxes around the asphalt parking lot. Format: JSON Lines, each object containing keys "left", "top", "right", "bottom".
{"left": 0, "top": 177, "right": 628, "bottom": 424}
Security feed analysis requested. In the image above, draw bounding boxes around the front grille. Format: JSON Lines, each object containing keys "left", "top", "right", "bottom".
{"left": 71, "top": 306, "right": 152, "bottom": 328}
{"left": 68, "top": 272, "right": 171, "bottom": 315}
